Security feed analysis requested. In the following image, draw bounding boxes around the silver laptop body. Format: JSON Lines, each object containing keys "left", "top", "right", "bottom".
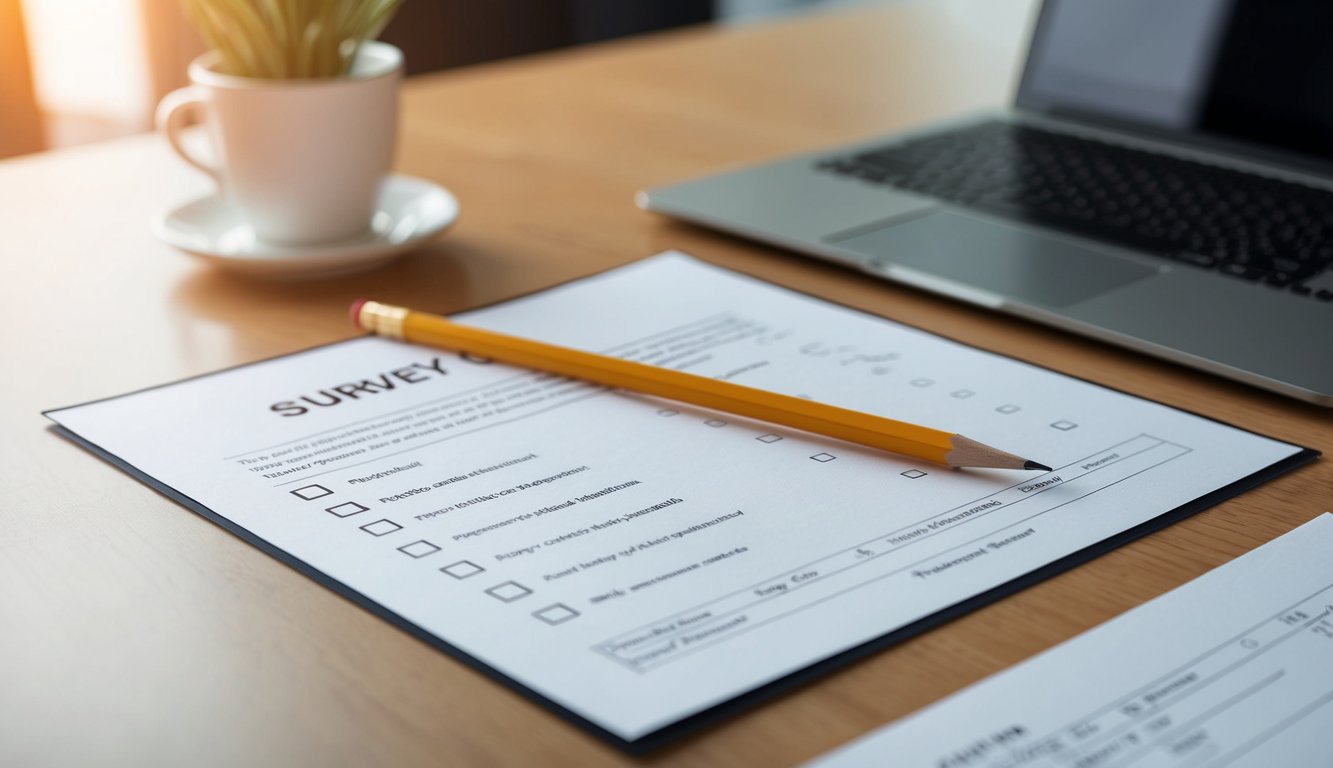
{"left": 639, "top": 0, "right": 1333, "bottom": 405}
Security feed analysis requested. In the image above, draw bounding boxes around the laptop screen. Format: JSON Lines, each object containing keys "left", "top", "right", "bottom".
{"left": 1018, "top": 0, "right": 1333, "bottom": 167}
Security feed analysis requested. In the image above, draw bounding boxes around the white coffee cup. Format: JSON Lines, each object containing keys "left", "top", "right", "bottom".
{"left": 157, "top": 41, "right": 402, "bottom": 245}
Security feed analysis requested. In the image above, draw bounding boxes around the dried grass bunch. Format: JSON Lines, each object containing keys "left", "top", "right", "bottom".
{"left": 184, "top": 0, "right": 404, "bottom": 79}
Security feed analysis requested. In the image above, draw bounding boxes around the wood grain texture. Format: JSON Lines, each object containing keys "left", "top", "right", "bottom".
{"left": 0, "top": 1, "right": 1327, "bottom": 765}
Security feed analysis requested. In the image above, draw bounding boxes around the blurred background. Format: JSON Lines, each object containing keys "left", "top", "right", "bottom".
{"left": 0, "top": 0, "right": 887, "bottom": 161}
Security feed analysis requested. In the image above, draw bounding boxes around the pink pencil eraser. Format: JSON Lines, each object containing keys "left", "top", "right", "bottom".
{"left": 350, "top": 298, "right": 369, "bottom": 329}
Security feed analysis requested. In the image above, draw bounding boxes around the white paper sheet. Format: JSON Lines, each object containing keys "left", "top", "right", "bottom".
{"left": 809, "top": 514, "right": 1333, "bottom": 768}
{"left": 47, "top": 253, "right": 1307, "bottom": 744}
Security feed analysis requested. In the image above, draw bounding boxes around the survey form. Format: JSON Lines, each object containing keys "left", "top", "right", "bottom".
{"left": 46, "top": 253, "right": 1314, "bottom": 751}
{"left": 809, "top": 513, "right": 1333, "bottom": 768}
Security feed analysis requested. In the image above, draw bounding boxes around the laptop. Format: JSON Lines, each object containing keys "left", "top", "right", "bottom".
{"left": 638, "top": 0, "right": 1333, "bottom": 406}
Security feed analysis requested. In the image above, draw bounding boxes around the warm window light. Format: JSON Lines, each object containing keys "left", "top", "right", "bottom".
{"left": 21, "top": 0, "right": 153, "bottom": 146}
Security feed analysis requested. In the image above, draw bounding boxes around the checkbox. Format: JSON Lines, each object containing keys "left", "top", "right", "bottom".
{"left": 996, "top": 404, "right": 1022, "bottom": 414}
{"left": 441, "top": 560, "right": 485, "bottom": 579}
{"left": 704, "top": 419, "right": 727, "bottom": 427}
{"left": 910, "top": 378, "right": 934, "bottom": 388}
{"left": 533, "top": 603, "right": 579, "bottom": 625}
{"left": 901, "top": 469, "right": 927, "bottom": 479}
{"left": 1051, "top": 420, "right": 1079, "bottom": 431}
{"left": 810, "top": 452, "right": 836, "bottom": 462}
{"left": 486, "top": 581, "right": 533, "bottom": 602}
{"left": 951, "top": 389, "right": 974, "bottom": 399}
{"left": 756, "top": 434, "right": 783, "bottom": 443}
{"left": 325, "top": 501, "right": 369, "bottom": 518}
{"left": 360, "top": 519, "right": 402, "bottom": 536}
{"left": 291, "top": 484, "right": 333, "bottom": 500}
{"left": 657, "top": 409, "right": 678, "bottom": 417}
{"left": 398, "top": 540, "right": 441, "bottom": 559}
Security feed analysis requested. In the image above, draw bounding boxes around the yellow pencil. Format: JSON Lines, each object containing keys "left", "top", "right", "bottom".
{"left": 351, "top": 300, "right": 1052, "bottom": 471}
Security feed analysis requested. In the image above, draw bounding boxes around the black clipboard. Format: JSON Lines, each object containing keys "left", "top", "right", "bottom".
{"left": 45, "top": 256, "right": 1320, "bottom": 755}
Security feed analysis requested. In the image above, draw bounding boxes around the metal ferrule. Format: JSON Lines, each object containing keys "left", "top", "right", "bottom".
{"left": 361, "top": 301, "right": 409, "bottom": 339}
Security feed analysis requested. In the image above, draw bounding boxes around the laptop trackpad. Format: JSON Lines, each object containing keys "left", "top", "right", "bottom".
{"left": 828, "top": 211, "right": 1158, "bottom": 308}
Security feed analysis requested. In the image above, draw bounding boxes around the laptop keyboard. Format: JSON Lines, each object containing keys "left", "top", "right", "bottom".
{"left": 818, "top": 120, "right": 1333, "bottom": 301}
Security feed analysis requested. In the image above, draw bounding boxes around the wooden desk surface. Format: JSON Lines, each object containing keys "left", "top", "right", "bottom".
{"left": 2, "top": 1, "right": 1328, "bottom": 765}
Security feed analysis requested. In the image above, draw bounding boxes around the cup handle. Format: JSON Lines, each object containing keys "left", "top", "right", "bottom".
{"left": 156, "top": 86, "right": 222, "bottom": 187}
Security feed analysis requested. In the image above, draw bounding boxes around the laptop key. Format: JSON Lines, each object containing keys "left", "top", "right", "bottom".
{"left": 1174, "top": 252, "right": 1217, "bottom": 268}
{"left": 1221, "top": 264, "right": 1263, "bottom": 281}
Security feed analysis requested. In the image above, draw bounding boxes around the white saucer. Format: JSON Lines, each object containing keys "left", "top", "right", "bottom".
{"left": 153, "top": 174, "right": 459, "bottom": 280}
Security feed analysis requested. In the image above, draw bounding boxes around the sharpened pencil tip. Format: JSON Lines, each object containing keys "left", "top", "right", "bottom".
{"left": 1023, "top": 460, "right": 1053, "bottom": 472}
